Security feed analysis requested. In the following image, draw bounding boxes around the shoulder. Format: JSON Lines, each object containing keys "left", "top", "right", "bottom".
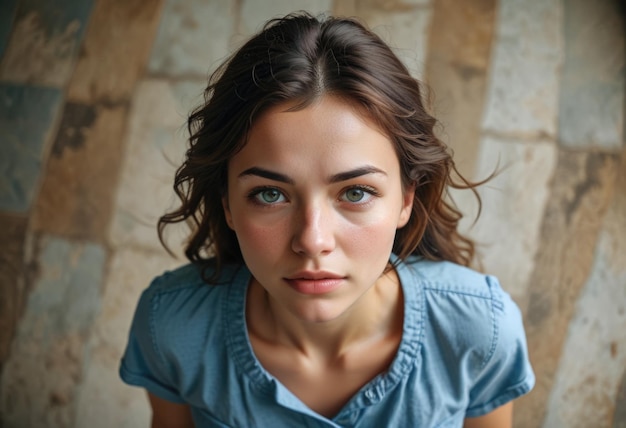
{"left": 401, "top": 256, "right": 495, "bottom": 298}
{"left": 141, "top": 261, "right": 247, "bottom": 308}
{"left": 133, "top": 261, "right": 248, "bottom": 364}
{"left": 400, "top": 256, "right": 527, "bottom": 371}
{"left": 398, "top": 257, "right": 534, "bottom": 414}
{"left": 120, "top": 260, "right": 249, "bottom": 402}
{"left": 140, "top": 261, "right": 245, "bottom": 331}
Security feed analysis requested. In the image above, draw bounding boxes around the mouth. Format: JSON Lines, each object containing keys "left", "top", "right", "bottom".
{"left": 284, "top": 271, "right": 346, "bottom": 295}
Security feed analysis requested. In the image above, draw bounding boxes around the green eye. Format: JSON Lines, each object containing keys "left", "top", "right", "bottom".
{"left": 345, "top": 188, "right": 365, "bottom": 202}
{"left": 257, "top": 189, "right": 284, "bottom": 204}
{"left": 340, "top": 186, "right": 377, "bottom": 204}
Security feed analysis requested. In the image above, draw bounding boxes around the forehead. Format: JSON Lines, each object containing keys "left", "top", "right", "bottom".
{"left": 250, "top": 96, "right": 388, "bottom": 147}
{"left": 228, "top": 96, "right": 401, "bottom": 178}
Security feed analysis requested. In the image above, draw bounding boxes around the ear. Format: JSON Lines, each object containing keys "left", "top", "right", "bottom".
{"left": 222, "top": 196, "right": 234, "bottom": 230}
{"left": 397, "top": 184, "right": 415, "bottom": 228}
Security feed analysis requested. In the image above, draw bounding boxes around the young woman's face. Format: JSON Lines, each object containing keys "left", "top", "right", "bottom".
{"left": 223, "top": 96, "right": 414, "bottom": 323}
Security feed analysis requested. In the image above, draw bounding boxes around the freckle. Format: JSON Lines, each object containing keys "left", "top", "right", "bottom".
{"left": 611, "top": 341, "right": 618, "bottom": 358}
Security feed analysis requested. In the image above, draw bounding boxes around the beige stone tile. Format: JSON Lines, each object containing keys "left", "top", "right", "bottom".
{"left": 356, "top": 5, "right": 432, "bottom": 78}
{"left": 426, "top": 0, "right": 496, "bottom": 79}
{"left": 109, "top": 79, "right": 205, "bottom": 253}
{"left": 425, "top": 0, "right": 497, "bottom": 178}
{"left": 75, "top": 247, "right": 180, "bottom": 428}
{"left": 460, "top": 136, "right": 557, "bottom": 301}
{"left": 67, "top": 0, "right": 165, "bottom": 104}
{"left": 332, "top": 0, "right": 357, "bottom": 16}
{"left": 481, "top": 0, "right": 563, "bottom": 138}
{"left": 32, "top": 103, "right": 127, "bottom": 241}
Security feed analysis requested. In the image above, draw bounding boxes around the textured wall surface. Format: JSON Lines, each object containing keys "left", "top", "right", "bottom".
{"left": 0, "top": 0, "right": 624, "bottom": 427}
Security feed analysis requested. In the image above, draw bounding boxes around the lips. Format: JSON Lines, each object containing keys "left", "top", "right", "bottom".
{"left": 284, "top": 271, "right": 346, "bottom": 295}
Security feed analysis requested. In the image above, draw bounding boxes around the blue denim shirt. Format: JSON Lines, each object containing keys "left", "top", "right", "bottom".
{"left": 120, "top": 256, "right": 534, "bottom": 427}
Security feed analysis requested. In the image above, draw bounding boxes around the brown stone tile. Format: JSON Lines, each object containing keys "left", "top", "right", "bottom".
{"left": 31, "top": 102, "right": 128, "bottom": 241}
{"left": 614, "top": 369, "right": 626, "bottom": 427}
{"left": 0, "top": 212, "right": 28, "bottom": 370}
{"left": 425, "top": 0, "right": 497, "bottom": 178}
{"left": 67, "top": 0, "right": 165, "bottom": 104}
{"left": 32, "top": 0, "right": 166, "bottom": 241}
{"left": 515, "top": 150, "right": 620, "bottom": 427}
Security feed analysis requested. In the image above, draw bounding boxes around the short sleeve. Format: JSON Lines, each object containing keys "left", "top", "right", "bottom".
{"left": 119, "top": 277, "right": 185, "bottom": 403}
{"left": 464, "top": 276, "right": 535, "bottom": 417}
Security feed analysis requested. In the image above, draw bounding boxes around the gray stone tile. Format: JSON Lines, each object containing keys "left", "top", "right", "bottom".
{"left": 148, "top": 0, "right": 235, "bottom": 77}
{"left": 558, "top": 0, "right": 624, "bottom": 150}
{"left": 0, "top": 0, "right": 94, "bottom": 86}
{"left": 75, "top": 247, "right": 180, "bottom": 428}
{"left": 0, "top": 235, "right": 106, "bottom": 428}
{"left": 0, "top": 84, "right": 63, "bottom": 212}
{"left": 482, "top": 0, "right": 563, "bottom": 137}
{"left": 0, "top": 0, "right": 18, "bottom": 59}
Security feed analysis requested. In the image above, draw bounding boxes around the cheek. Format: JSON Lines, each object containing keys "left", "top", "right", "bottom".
{"left": 232, "top": 215, "right": 288, "bottom": 256}
{"left": 340, "top": 217, "right": 398, "bottom": 256}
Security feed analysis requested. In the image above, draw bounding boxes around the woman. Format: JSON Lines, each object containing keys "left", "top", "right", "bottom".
{"left": 120, "top": 12, "right": 534, "bottom": 427}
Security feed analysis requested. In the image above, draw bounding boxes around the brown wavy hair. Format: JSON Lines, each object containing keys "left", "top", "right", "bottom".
{"left": 159, "top": 12, "right": 484, "bottom": 281}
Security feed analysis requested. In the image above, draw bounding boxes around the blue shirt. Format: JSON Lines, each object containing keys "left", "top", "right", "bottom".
{"left": 120, "top": 256, "right": 534, "bottom": 427}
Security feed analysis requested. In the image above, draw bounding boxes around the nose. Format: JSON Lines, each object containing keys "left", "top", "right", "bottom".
{"left": 291, "top": 202, "right": 336, "bottom": 257}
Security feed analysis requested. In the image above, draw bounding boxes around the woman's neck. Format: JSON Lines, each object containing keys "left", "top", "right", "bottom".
{"left": 246, "top": 268, "right": 403, "bottom": 365}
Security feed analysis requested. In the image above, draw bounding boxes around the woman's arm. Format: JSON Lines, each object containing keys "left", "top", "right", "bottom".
{"left": 147, "top": 391, "right": 195, "bottom": 428}
{"left": 463, "top": 402, "right": 513, "bottom": 428}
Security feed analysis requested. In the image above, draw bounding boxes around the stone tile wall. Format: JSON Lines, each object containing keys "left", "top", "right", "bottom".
{"left": 0, "top": 0, "right": 624, "bottom": 427}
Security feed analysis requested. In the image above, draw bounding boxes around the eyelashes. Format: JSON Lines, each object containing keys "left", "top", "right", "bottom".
{"left": 246, "top": 185, "right": 380, "bottom": 207}
{"left": 248, "top": 187, "right": 287, "bottom": 205}
{"left": 339, "top": 185, "right": 379, "bottom": 203}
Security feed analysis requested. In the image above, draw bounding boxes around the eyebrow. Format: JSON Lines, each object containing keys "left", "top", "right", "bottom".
{"left": 238, "top": 165, "right": 386, "bottom": 184}
{"left": 238, "top": 167, "right": 295, "bottom": 184}
{"left": 328, "top": 166, "right": 387, "bottom": 183}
